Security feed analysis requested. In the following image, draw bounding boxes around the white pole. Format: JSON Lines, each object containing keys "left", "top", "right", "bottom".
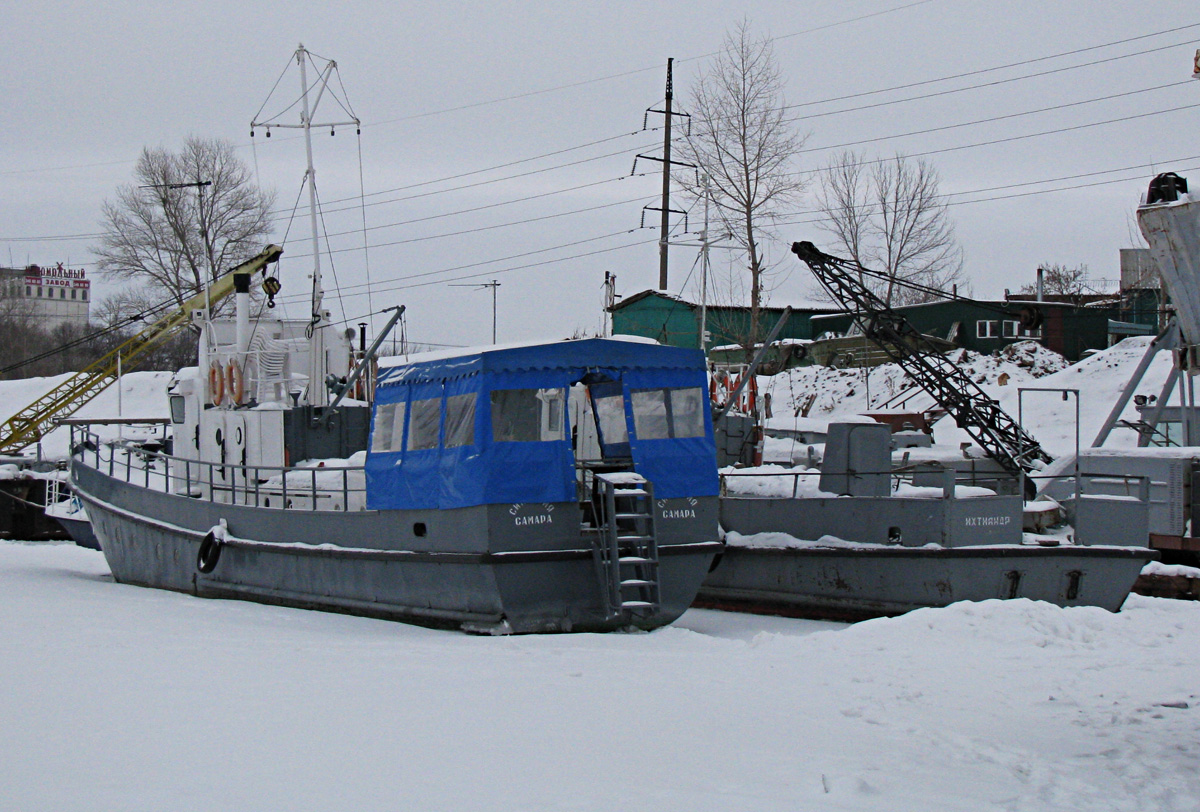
{"left": 117, "top": 353, "right": 123, "bottom": 440}
{"left": 298, "top": 44, "right": 328, "bottom": 408}
{"left": 699, "top": 173, "right": 711, "bottom": 354}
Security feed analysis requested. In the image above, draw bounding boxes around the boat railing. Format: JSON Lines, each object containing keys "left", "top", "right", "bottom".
{"left": 719, "top": 467, "right": 1019, "bottom": 499}
{"left": 70, "top": 427, "right": 368, "bottom": 512}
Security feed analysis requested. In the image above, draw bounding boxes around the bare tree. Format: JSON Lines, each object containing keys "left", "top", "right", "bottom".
{"left": 817, "top": 151, "right": 965, "bottom": 307}
{"left": 95, "top": 137, "right": 275, "bottom": 309}
{"left": 1018, "top": 263, "right": 1091, "bottom": 303}
{"left": 678, "top": 21, "right": 808, "bottom": 356}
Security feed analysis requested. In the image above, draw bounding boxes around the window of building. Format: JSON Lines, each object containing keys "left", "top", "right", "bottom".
{"left": 443, "top": 393, "right": 476, "bottom": 448}
{"left": 1002, "top": 320, "right": 1018, "bottom": 338}
{"left": 631, "top": 387, "right": 706, "bottom": 440}
{"left": 70, "top": 289, "right": 76, "bottom": 300}
{"left": 24, "top": 286, "right": 30, "bottom": 297}
{"left": 975, "top": 320, "right": 999, "bottom": 339}
{"left": 81, "top": 289, "right": 88, "bottom": 301}
{"left": 490, "top": 388, "right": 566, "bottom": 442}
{"left": 36, "top": 287, "right": 42, "bottom": 297}
{"left": 60, "top": 288, "right": 66, "bottom": 298}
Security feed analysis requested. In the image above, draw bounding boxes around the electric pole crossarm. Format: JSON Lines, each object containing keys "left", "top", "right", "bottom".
{"left": 790, "top": 241, "right": 1052, "bottom": 480}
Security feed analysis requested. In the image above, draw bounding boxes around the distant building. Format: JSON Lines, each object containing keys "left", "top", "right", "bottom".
{"left": 608, "top": 289, "right": 838, "bottom": 353}
{"left": 0, "top": 263, "right": 91, "bottom": 327}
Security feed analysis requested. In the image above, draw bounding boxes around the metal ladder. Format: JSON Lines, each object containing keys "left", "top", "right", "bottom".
{"left": 592, "top": 472, "right": 661, "bottom": 619}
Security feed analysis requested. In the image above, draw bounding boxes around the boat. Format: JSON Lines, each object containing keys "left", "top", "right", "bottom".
{"left": 66, "top": 45, "right": 721, "bottom": 633}
{"left": 699, "top": 420, "right": 1156, "bottom": 620}
{"left": 70, "top": 334, "right": 721, "bottom": 632}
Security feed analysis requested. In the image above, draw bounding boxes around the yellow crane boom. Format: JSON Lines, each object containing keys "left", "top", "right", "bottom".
{"left": 0, "top": 245, "right": 283, "bottom": 455}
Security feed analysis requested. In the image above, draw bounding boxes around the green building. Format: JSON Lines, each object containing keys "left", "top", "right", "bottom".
{"left": 609, "top": 290, "right": 838, "bottom": 353}
{"left": 811, "top": 298, "right": 1154, "bottom": 363}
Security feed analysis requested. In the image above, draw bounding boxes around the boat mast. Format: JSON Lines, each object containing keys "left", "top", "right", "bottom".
{"left": 253, "top": 44, "right": 359, "bottom": 408}
{"left": 297, "top": 45, "right": 329, "bottom": 407}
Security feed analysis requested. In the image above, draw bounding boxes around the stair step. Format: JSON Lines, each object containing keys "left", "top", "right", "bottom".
{"left": 614, "top": 512, "right": 652, "bottom": 519}
{"left": 620, "top": 579, "right": 656, "bottom": 588}
{"left": 620, "top": 600, "right": 655, "bottom": 609}
{"left": 619, "top": 556, "right": 656, "bottom": 565}
{"left": 614, "top": 488, "right": 649, "bottom": 496}
{"left": 617, "top": 534, "right": 654, "bottom": 542}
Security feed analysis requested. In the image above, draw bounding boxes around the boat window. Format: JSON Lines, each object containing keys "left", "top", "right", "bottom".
{"left": 407, "top": 398, "right": 441, "bottom": 451}
{"left": 631, "top": 387, "right": 706, "bottom": 440}
{"left": 631, "top": 389, "right": 669, "bottom": 439}
{"left": 371, "top": 403, "right": 396, "bottom": 452}
{"left": 389, "top": 402, "right": 407, "bottom": 451}
{"left": 444, "top": 393, "right": 476, "bottom": 448}
{"left": 593, "top": 392, "right": 628, "bottom": 446}
{"left": 669, "top": 387, "right": 705, "bottom": 438}
{"left": 169, "top": 395, "right": 186, "bottom": 425}
{"left": 490, "top": 388, "right": 566, "bottom": 442}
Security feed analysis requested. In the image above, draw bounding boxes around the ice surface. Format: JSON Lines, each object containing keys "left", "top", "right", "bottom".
{"left": 2, "top": 542, "right": 1197, "bottom": 811}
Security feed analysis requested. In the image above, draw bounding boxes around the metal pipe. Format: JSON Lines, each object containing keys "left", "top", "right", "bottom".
{"left": 321, "top": 305, "right": 405, "bottom": 424}
{"left": 714, "top": 307, "right": 793, "bottom": 423}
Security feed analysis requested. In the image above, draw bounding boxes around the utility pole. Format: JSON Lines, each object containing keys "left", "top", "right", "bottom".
{"left": 450, "top": 280, "right": 501, "bottom": 344}
{"left": 658, "top": 58, "right": 674, "bottom": 290}
{"left": 632, "top": 60, "right": 693, "bottom": 292}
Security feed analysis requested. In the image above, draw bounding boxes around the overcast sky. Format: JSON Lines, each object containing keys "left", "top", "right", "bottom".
{"left": 4, "top": 0, "right": 1199, "bottom": 347}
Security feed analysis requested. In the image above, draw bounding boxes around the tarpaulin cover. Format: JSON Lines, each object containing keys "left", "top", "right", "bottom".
{"left": 365, "top": 338, "right": 718, "bottom": 510}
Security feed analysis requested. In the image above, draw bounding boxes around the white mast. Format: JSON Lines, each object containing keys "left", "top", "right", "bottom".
{"left": 297, "top": 45, "right": 328, "bottom": 407}
{"left": 253, "top": 44, "right": 359, "bottom": 409}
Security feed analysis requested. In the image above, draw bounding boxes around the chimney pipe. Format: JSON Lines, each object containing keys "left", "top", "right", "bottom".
{"left": 1036, "top": 266, "right": 1045, "bottom": 303}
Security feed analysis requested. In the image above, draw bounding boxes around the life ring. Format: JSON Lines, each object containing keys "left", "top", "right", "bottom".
{"left": 209, "top": 362, "right": 225, "bottom": 406}
{"left": 225, "top": 362, "right": 245, "bottom": 406}
{"left": 196, "top": 530, "right": 222, "bottom": 573}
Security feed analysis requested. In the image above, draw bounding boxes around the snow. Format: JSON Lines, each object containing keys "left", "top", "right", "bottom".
{"left": 762, "top": 337, "right": 1181, "bottom": 460}
{"left": 3, "top": 541, "right": 1198, "bottom": 811}
{"left": 1142, "top": 560, "right": 1200, "bottom": 579}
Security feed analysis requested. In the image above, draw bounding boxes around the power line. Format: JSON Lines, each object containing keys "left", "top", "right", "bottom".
{"left": 793, "top": 80, "right": 1193, "bottom": 156}
{"left": 783, "top": 22, "right": 1200, "bottom": 112}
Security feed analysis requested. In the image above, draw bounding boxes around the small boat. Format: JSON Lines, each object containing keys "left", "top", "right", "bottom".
{"left": 700, "top": 421, "right": 1155, "bottom": 620}
{"left": 70, "top": 333, "right": 722, "bottom": 633}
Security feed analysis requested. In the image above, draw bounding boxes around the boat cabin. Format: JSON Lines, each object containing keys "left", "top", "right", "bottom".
{"left": 365, "top": 337, "right": 719, "bottom": 512}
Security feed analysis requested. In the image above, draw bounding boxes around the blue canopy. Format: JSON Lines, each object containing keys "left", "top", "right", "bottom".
{"left": 365, "top": 338, "right": 718, "bottom": 510}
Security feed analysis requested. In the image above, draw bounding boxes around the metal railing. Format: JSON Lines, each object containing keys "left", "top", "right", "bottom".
{"left": 70, "top": 427, "right": 368, "bottom": 513}
{"left": 719, "top": 466, "right": 1019, "bottom": 499}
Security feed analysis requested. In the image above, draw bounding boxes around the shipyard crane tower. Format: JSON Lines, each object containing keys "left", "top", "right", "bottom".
{"left": 790, "top": 241, "right": 1052, "bottom": 487}
{"left": 0, "top": 245, "right": 283, "bottom": 455}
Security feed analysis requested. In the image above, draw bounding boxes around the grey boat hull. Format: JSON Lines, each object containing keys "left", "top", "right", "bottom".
{"left": 700, "top": 544, "right": 1156, "bottom": 621}
{"left": 702, "top": 495, "right": 1156, "bottom": 620}
{"left": 74, "top": 463, "right": 720, "bottom": 634}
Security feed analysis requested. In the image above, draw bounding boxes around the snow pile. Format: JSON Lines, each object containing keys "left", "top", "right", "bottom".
{"left": 3, "top": 542, "right": 1198, "bottom": 811}
{"left": 762, "top": 340, "right": 1064, "bottom": 421}
{"left": 762, "top": 337, "right": 1178, "bottom": 459}
{"left": 0, "top": 370, "right": 173, "bottom": 459}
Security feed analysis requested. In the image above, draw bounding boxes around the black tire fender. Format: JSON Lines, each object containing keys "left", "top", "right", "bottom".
{"left": 197, "top": 530, "right": 222, "bottom": 574}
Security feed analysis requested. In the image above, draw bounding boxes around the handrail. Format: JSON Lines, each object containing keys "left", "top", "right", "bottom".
{"left": 70, "top": 426, "right": 368, "bottom": 513}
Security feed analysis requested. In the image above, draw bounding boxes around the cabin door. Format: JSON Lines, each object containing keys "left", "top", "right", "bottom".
{"left": 588, "top": 380, "right": 631, "bottom": 459}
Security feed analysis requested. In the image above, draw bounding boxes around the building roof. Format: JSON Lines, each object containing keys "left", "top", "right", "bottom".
{"left": 609, "top": 288, "right": 839, "bottom": 314}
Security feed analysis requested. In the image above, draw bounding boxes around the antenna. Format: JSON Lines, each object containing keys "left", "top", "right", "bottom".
{"left": 449, "top": 280, "right": 501, "bottom": 343}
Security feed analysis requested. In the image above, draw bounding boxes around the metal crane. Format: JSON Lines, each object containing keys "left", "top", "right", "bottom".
{"left": 790, "top": 240, "right": 1052, "bottom": 484}
{"left": 0, "top": 245, "right": 283, "bottom": 455}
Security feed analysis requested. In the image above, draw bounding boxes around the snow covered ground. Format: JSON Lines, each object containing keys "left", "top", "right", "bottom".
{"left": 761, "top": 338, "right": 1176, "bottom": 459}
{"left": 3, "top": 541, "right": 1198, "bottom": 812}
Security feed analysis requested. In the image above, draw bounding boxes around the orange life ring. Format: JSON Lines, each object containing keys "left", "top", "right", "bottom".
{"left": 226, "top": 362, "right": 245, "bottom": 406}
{"left": 209, "top": 362, "right": 225, "bottom": 406}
